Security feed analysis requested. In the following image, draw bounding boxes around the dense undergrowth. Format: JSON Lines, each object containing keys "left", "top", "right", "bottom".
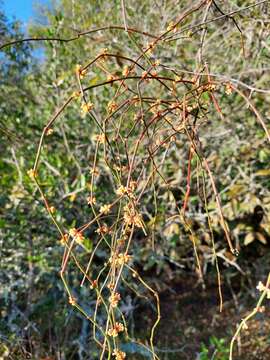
{"left": 1, "top": 1, "right": 270, "bottom": 359}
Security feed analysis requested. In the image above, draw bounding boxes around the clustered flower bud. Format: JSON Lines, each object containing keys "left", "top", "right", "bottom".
{"left": 109, "top": 292, "right": 121, "bottom": 308}
{"left": 90, "top": 279, "right": 98, "bottom": 289}
{"left": 69, "top": 228, "right": 85, "bottom": 244}
{"left": 69, "top": 296, "right": 76, "bottom": 306}
{"left": 99, "top": 204, "right": 112, "bottom": 215}
{"left": 93, "top": 133, "right": 106, "bottom": 144}
{"left": 87, "top": 196, "right": 96, "bottom": 206}
{"left": 256, "top": 281, "right": 270, "bottom": 298}
{"left": 46, "top": 128, "right": 53, "bottom": 136}
{"left": 116, "top": 181, "right": 136, "bottom": 198}
{"left": 107, "top": 322, "right": 125, "bottom": 337}
{"left": 49, "top": 206, "right": 55, "bottom": 214}
{"left": 107, "top": 101, "right": 118, "bottom": 113}
{"left": 109, "top": 253, "right": 132, "bottom": 267}
{"left": 107, "top": 74, "right": 115, "bottom": 82}
{"left": 123, "top": 204, "right": 142, "bottom": 228}
{"left": 167, "top": 21, "right": 175, "bottom": 32}
{"left": 113, "top": 349, "right": 126, "bottom": 360}
{"left": 81, "top": 102, "right": 94, "bottom": 115}
{"left": 60, "top": 234, "right": 68, "bottom": 245}
{"left": 27, "top": 169, "right": 36, "bottom": 179}
{"left": 75, "top": 64, "right": 87, "bottom": 79}
{"left": 122, "top": 66, "right": 129, "bottom": 77}
{"left": 96, "top": 224, "right": 110, "bottom": 235}
{"left": 225, "top": 82, "right": 233, "bottom": 95}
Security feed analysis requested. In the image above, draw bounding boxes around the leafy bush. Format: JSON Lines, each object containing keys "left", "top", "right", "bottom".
{"left": 1, "top": 1, "right": 270, "bottom": 359}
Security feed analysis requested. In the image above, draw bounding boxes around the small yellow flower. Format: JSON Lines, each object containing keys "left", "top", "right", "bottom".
{"left": 167, "top": 21, "right": 175, "bottom": 31}
{"left": 225, "top": 82, "right": 233, "bottom": 95}
{"left": 93, "top": 133, "right": 106, "bottom": 144}
{"left": 75, "top": 64, "right": 82, "bottom": 73}
{"left": 113, "top": 349, "right": 126, "bottom": 360}
{"left": 68, "top": 228, "right": 84, "bottom": 243}
{"left": 141, "top": 71, "right": 148, "bottom": 80}
{"left": 174, "top": 75, "right": 182, "bottom": 82}
{"left": 122, "top": 65, "right": 129, "bottom": 77}
{"left": 109, "top": 292, "right": 121, "bottom": 308}
{"left": 72, "top": 91, "right": 81, "bottom": 98}
{"left": 79, "top": 69, "right": 87, "bottom": 79}
{"left": 90, "top": 167, "right": 100, "bottom": 176}
{"left": 99, "top": 204, "right": 112, "bottom": 215}
{"left": 60, "top": 234, "right": 68, "bottom": 245}
{"left": 205, "top": 83, "right": 216, "bottom": 91}
{"left": 87, "top": 196, "right": 96, "bottom": 205}
{"left": 145, "top": 42, "right": 155, "bottom": 55}
{"left": 123, "top": 204, "right": 142, "bottom": 228}
{"left": 96, "top": 224, "right": 110, "bottom": 235}
{"left": 107, "top": 322, "right": 125, "bottom": 337}
{"left": 256, "top": 281, "right": 265, "bottom": 292}
{"left": 69, "top": 228, "right": 77, "bottom": 238}
{"left": 109, "top": 253, "right": 132, "bottom": 267}
{"left": 115, "top": 322, "right": 124, "bottom": 332}
{"left": 129, "top": 180, "right": 137, "bottom": 192}
{"left": 117, "top": 253, "right": 132, "bottom": 266}
{"left": 75, "top": 64, "right": 87, "bottom": 78}
{"left": 69, "top": 193, "right": 76, "bottom": 202}
{"left": 81, "top": 102, "right": 94, "bottom": 115}
{"left": 113, "top": 164, "right": 121, "bottom": 171}
{"left": 116, "top": 185, "right": 127, "bottom": 196}
{"left": 107, "top": 328, "right": 118, "bottom": 337}
{"left": 107, "top": 74, "right": 115, "bottom": 82}
{"left": 107, "top": 101, "right": 117, "bottom": 113}
{"left": 107, "top": 282, "right": 115, "bottom": 291}
{"left": 256, "top": 281, "right": 270, "bottom": 298}
{"left": 100, "top": 48, "right": 108, "bottom": 56}
{"left": 69, "top": 296, "right": 76, "bottom": 306}
{"left": 75, "top": 232, "right": 85, "bottom": 244}
{"left": 90, "top": 279, "right": 98, "bottom": 289}
{"left": 27, "top": 169, "right": 36, "bottom": 179}
{"left": 49, "top": 206, "right": 55, "bottom": 214}
{"left": 46, "top": 128, "right": 53, "bottom": 136}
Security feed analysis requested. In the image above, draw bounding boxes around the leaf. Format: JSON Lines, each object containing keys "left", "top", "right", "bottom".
{"left": 89, "top": 76, "right": 99, "bottom": 86}
{"left": 259, "top": 149, "right": 269, "bottom": 162}
{"left": 80, "top": 174, "right": 86, "bottom": 188}
{"left": 255, "top": 169, "right": 270, "bottom": 176}
{"left": 244, "top": 232, "right": 255, "bottom": 246}
{"left": 83, "top": 238, "right": 93, "bottom": 252}
{"left": 228, "top": 184, "right": 245, "bottom": 198}
{"left": 255, "top": 232, "right": 267, "bottom": 245}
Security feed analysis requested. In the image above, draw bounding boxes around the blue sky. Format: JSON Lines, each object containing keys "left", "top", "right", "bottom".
{"left": 3, "top": 0, "right": 33, "bottom": 24}
{"left": 3, "top": 0, "right": 47, "bottom": 25}
{"left": 2, "top": 0, "right": 48, "bottom": 58}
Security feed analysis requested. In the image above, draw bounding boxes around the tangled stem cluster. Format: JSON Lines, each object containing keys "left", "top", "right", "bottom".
{"left": 20, "top": 1, "right": 270, "bottom": 358}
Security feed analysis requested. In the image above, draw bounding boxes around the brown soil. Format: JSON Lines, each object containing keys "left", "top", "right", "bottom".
{"left": 135, "top": 263, "right": 270, "bottom": 360}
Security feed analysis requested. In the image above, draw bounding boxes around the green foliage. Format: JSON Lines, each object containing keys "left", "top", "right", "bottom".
{"left": 199, "top": 336, "right": 229, "bottom": 360}
{"left": 1, "top": 0, "right": 270, "bottom": 359}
